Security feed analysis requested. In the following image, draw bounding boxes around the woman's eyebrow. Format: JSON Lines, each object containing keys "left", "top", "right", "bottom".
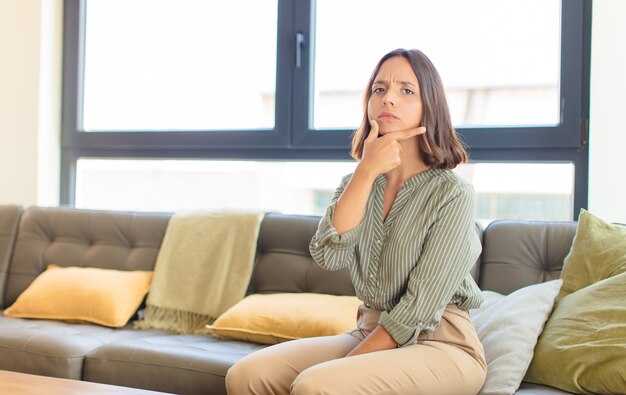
{"left": 373, "top": 79, "right": 417, "bottom": 87}
{"left": 399, "top": 80, "right": 417, "bottom": 87}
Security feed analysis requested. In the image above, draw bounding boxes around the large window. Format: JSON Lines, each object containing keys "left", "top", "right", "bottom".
{"left": 62, "top": 0, "right": 591, "bottom": 220}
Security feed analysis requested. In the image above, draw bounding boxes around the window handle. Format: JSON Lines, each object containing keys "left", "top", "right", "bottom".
{"left": 296, "top": 32, "right": 305, "bottom": 69}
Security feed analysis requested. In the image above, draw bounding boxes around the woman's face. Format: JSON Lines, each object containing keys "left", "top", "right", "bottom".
{"left": 367, "top": 56, "right": 423, "bottom": 135}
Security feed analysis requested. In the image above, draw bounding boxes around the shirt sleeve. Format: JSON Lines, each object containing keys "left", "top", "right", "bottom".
{"left": 309, "top": 174, "right": 364, "bottom": 271}
{"left": 378, "top": 181, "right": 482, "bottom": 346}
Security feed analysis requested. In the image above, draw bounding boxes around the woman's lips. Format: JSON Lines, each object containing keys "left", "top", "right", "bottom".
{"left": 378, "top": 112, "right": 399, "bottom": 120}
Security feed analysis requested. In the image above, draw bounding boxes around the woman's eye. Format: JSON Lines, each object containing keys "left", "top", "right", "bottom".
{"left": 373, "top": 87, "right": 384, "bottom": 94}
{"left": 403, "top": 89, "right": 414, "bottom": 95}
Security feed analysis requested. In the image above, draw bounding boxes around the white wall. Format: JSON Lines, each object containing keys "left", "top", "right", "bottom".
{"left": 0, "top": 1, "right": 624, "bottom": 221}
{"left": 0, "top": 0, "right": 62, "bottom": 206}
{"left": 588, "top": 0, "right": 626, "bottom": 223}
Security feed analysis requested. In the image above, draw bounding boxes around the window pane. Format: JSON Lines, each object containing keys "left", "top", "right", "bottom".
{"left": 313, "top": 0, "right": 561, "bottom": 129}
{"left": 76, "top": 159, "right": 573, "bottom": 221}
{"left": 455, "top": 163, "right": 574, "bottom": 223}
{"left": 83, "top": 0, "right": 277, "bottom": 131}
{"left": 76, "top": 159, "right": 357, "bottom": 214}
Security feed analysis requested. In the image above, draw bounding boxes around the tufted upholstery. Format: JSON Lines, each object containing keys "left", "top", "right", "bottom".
{"left": 249, "top": 213, "right": 355, "bottom": 296}
{"left": 0, "top": 315, "right": 168, "bottom": 379}
{"left": 3, "top": 208, "right": 485, "bottom": 308}
{"left": 479, "top": 220, "right": 577, "bottom": 295}
{"left": 0, "top": 206, "right": 172, "bottom": 380}
{"left": 3, "top": 206, "right": 170, "bottom": 308}
{"left": 0, "top": 205, "right": 22, "bottom": 307}
{"left": 84, "top": 334, "right": 265, "bottom": 395}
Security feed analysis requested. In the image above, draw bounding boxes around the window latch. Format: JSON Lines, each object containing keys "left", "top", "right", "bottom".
{"left": 295, "top": 32, "right": 305, "bottom": 69}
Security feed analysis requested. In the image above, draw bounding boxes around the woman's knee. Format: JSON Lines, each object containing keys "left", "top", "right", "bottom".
{"left": 225, "top": 358, "right": 251, "bottom": 395}
{"left": 291, "top": 369, "right": 321, "bottom": 395}
{"left": 225, "top": 355, "right": 269, "bottom": 395}
{"left": 291, "top": 365, "right": 346, "bottom": 395}
{"left": 226, "top": 352, "right": 292, "bottom": 395}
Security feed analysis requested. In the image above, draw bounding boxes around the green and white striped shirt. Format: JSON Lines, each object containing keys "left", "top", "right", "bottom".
{"left": 309, "top": 168, "right": 483, "bottom": 347}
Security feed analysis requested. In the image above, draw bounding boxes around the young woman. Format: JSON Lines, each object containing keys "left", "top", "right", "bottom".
{"left": 226, "top": 48, "right": 487, "bottom": 395}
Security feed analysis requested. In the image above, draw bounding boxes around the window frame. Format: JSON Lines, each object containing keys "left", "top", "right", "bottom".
{"left": 61, "top": 0, "right": 591, "bottom": 219}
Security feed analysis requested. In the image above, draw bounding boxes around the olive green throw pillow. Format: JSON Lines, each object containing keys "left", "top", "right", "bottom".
{"left": 525, "top": 210, "right": 626, "bottom": 394}
{"left": 557, "top": 210, "right": 626, "bottom": 299}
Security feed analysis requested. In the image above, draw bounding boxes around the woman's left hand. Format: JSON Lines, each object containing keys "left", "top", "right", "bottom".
{"left": 346, "top": 325, "right": 398, "bottom": 357}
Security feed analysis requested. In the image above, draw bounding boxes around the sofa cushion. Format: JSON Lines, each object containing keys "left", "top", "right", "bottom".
{"left": 84, "top": 334, "right": 266, "bottom": 395}
{"left": 206, "top": 293, "right": 362, "bottom": 344}
{"left": 516, "top": 382, "right": 575, "bottom": 394}
{"left": 470, "top": 279, "right": 562, "bottom": 395}
{"left": 525, "top": 210, "right": 626, "bottom": 394}
{"left": 0, "top": 314, "right": 169, "bottom": 380}
{"left": 4, "top": 265, "right": 153, "bottom": 327}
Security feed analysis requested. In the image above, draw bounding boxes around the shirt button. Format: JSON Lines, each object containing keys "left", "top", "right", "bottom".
{"left": 369, "top": 274, "right": 374, "bottom": 279}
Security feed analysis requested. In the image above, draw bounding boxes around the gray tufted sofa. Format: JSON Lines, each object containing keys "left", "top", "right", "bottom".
{"left": 0, "top": 205, "right": 576, "bottom": 395}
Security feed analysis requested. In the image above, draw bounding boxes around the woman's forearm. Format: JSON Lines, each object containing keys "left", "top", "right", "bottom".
{"left": 332, "top": 163, "right": 378, "bottom": 234}
{"left": 346, "top": 325, "right": 397, "bottom": 357}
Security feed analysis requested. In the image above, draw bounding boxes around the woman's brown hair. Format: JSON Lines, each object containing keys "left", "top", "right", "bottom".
{"left": 351, "top": 48, "right": 468, "bottom": 169}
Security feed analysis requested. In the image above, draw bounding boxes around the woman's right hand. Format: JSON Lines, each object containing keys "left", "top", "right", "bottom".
{"left": 332, "top": 121, "right": 425, "bottom": 234}
{"left": 359, "top": 120, "right": 426, "bottom": 176}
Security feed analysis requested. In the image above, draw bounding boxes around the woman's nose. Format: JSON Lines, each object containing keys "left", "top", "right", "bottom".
{"left": 382, "top": 91, "right": 395, "bottom": 105}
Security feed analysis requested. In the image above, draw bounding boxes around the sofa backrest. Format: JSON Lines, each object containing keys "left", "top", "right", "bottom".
{"left": 2, "top": 206, "right": 170, "bottom": 308}
{"left": 249, "top": 213, "right": 355, "bottom": 296}
{"left": 2, "top": 206, "right": 579, "bottom": 308}
{"left": 252, "top": 216, "right": 579, "bottom": 297}
{"left": 0, "top": 205, "right": 23, "bottom": 307}
{"left": 479, "top": 220, "right": 577, "bottom": 294}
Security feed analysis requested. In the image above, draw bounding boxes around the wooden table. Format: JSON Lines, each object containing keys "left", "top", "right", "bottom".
{"left": 0, "top": 370, "right": 176, "bottom": 395}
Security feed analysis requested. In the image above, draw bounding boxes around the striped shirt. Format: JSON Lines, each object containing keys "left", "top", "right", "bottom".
{"left": 309, "top": 168, "right": 483, "bottom": 347}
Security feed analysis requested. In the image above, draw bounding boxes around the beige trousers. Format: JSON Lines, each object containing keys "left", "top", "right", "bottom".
{"left": 226, "top": 304, "right": 487, "bottom": 395}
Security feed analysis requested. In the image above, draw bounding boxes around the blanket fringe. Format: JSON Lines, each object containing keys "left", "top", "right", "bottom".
{"left": 134, "top": 305, "right": 216, "bottom": 334}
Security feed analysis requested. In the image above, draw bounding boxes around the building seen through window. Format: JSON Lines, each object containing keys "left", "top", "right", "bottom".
{"left": 76, "top": 160, "right": 573, "bottom": 222}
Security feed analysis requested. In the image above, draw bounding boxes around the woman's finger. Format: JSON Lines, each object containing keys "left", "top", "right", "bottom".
{"left": 390, "top": 126, "right": 427, "bottom": 141}
{"left": 365, "top": 120, "right": 380, "bottom": 141}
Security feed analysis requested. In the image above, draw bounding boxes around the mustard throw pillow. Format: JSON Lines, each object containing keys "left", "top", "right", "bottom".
{"left": 205, "top": 293, "right": 362, "bottom": 344}
{"left": 4, "top": 265, "right": 153, "bottom": 328}
{"left": 525, "top": 210, "right": 626, "bottom": 394}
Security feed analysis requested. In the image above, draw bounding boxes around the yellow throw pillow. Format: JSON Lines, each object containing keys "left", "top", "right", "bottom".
{"left": 4, "top": 265, "right": 153, "bottom": 328}
{"left": 205, "top": 293, "right": 362, "bottom": 344}
{"left": 525, "top": 210, "right": 626, "bottom": 394}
